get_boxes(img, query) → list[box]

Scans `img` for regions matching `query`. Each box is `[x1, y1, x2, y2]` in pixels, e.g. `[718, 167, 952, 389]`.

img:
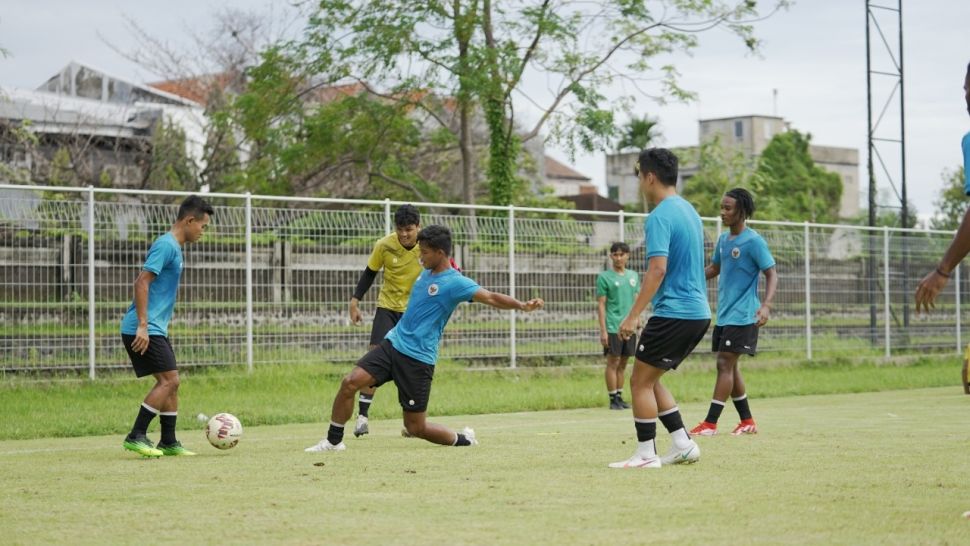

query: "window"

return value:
[608, 186, 619, 201]
[74, 67, 103, 100]
[763, 120, 773, 140]
[734, 120, 744, 140]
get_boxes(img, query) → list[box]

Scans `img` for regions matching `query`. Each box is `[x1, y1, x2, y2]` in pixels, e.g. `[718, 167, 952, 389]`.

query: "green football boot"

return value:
[157, 441, 197, 456]
[123, 435, 163, 458]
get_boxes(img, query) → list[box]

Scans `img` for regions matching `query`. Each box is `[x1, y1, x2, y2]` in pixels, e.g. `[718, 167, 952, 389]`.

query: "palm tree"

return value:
[615, 115, 662, 152]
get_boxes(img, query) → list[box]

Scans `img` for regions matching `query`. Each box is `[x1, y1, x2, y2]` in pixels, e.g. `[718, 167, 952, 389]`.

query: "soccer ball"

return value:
[205, 413, 243, 450]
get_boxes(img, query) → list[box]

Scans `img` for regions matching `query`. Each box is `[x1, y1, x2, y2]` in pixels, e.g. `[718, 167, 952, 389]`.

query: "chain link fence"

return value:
[0, 184, 964, 376]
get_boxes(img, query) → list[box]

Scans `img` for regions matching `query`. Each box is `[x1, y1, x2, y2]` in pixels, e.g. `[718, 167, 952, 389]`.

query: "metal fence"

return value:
[0, 183, 965, 377]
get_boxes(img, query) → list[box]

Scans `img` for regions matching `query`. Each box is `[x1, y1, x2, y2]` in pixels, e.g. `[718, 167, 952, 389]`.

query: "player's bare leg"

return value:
[355, 344, 379, 437]
[306, 366, 376, 452]
[730, 359, 757, 435]
[402, 411, 476, 446]
[615, 356, 630, 408]
[691, 352, 740, 436]
[605, 354, 622, 409]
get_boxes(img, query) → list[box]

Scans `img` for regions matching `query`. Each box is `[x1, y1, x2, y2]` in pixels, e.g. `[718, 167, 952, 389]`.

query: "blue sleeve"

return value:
[453, 276, 481, 304]
[143, 239, 174, 275]
[963, 132, 970, 196]
[754, 236, 776, 271]
[645, 212, 671, 259]
[712, 235, 722, 265]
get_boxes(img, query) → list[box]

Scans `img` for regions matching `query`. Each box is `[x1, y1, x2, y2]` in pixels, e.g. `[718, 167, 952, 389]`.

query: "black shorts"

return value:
[369, 307, 404, 347]
[122, 334, 177, 378]
[604, 332, 637, 357]
[356, 339, 434, 412]
[712, 324, 759, 355]
[635, 317, 711, 370]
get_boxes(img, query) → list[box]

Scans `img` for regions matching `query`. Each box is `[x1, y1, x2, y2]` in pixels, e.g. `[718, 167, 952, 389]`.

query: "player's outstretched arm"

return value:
[916, 207, 970, 312]
[472, 288, 544, 312]
[705, 263, 720, 280]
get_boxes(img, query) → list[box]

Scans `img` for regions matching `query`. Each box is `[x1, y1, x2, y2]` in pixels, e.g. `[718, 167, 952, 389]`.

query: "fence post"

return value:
[804, 221, 812, 360]
[618, 209, 625, 242]
[87, 186, 96, 380]
[245, 193, 254, 373]
[957, 263, 962, 354]
[384, 198, 392, 234]
[883, 226, 891, 358]
[509, 204, 517, 369]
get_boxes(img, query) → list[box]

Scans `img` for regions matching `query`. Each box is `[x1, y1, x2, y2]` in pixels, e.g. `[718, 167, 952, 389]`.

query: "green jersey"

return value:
[596, 268, 640, 333]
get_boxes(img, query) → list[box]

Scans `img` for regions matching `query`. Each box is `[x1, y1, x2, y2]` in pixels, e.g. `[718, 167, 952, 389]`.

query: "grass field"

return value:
[2, 386, 969, 545]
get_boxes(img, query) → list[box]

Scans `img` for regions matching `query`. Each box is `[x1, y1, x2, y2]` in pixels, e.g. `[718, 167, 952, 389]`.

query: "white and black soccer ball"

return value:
[205, 413, 243, 450]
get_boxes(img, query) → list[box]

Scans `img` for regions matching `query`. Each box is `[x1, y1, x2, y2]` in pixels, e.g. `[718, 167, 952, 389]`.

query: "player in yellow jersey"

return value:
[347, 205, 423, 436]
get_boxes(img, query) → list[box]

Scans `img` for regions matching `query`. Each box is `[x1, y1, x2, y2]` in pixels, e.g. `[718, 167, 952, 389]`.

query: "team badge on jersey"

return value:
[428, 283, 439, 296]
[629, 276, 637, 287]
[614, 281, 620, 286]
[731, 247, 741, 259]
[392, 257, 399, 264]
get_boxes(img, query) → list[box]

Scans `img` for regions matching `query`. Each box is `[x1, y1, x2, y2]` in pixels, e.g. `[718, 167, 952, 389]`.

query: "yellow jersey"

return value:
[366, 233, 422, 312]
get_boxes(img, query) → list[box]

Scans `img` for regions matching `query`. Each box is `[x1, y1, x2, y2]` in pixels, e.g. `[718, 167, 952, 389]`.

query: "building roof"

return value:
[545, 156, 590, 181]
[149, 72, 241, 104]
[559, 193, 623, 221]
[38, 61, 201, 108]
[699, 114, 785, 123]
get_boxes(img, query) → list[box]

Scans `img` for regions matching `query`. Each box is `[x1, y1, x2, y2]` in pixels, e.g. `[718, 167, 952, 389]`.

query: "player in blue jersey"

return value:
[305, 225, 544, 451]
[916, 61, 970, 310]
[120, 195, 213, 458]
[609, 148, 711, 469]
[690, 188, 777, 437]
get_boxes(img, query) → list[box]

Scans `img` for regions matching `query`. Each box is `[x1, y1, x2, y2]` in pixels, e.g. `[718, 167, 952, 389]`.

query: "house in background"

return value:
[605, 114, 860, 218]
[543, 155, 598, 197]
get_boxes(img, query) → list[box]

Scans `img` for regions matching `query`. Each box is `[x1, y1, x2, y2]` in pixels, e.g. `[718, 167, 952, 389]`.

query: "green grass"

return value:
[0, 354, 961, 441]
[1, 387, 969, 545]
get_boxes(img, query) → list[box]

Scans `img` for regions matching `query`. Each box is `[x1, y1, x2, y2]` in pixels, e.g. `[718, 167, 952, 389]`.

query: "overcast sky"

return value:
[1, 1, 967, 221]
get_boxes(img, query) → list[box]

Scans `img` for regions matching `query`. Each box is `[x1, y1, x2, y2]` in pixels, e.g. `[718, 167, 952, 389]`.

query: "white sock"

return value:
[670, 428, 692, 449]
[636, 439, 656, 458]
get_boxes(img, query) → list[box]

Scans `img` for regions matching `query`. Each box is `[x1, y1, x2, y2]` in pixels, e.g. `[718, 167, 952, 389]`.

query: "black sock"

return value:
[358, 394, 373, 418]
[130, 403, 158, 437]
[617, 389, 624, 400]
[327, 422, 345, 445]
[634, 419, 657, 442]
[705, 400, 725, 424]
[454, 433, 471, 446]
[733, 395, 752, 421]
[658, 407, 686, 434]
[159, 413, 177, 445]
[608, 390, 618, 402]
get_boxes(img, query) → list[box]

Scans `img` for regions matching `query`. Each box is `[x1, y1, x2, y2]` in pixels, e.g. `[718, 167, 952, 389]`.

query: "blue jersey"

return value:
[644, 195, 711, 320]
[385, 267, 481, 365]
[120, 233, 183, 337]
[963, 131, 970, 195]
[712, 228, 776, 326]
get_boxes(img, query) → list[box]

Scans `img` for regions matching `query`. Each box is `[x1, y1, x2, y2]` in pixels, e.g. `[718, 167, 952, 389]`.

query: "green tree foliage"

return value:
[225, 47, 449, 200]
[615, 115, 662, 152]
[681, 137, 754, 217]
[300, 0, 787, 205]
[752, 130, 842, 223]
[930, 167, 967, 231]
[144, 121, 197, 191]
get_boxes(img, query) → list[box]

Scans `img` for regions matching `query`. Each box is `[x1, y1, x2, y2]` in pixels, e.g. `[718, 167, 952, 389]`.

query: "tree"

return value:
[930, 167, 967, 231]
[303, 0, 788, 205]
[752, 130, 842, 223]
[681, 137, 754, 217]
[615, 115, 662, 153]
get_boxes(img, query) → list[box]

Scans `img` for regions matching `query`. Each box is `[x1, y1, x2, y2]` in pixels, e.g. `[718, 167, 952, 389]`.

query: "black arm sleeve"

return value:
[352, 267, 379, 300]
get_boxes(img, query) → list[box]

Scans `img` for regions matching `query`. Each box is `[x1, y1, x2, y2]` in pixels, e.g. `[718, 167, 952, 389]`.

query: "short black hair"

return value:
[177, 195, 214, 221]
[725, 187, 756, 219]
[635, 148, 678, 186]
[610, 241, 630, 254]
[395, 204, 420, 228]
[416, 224, 452, 256]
